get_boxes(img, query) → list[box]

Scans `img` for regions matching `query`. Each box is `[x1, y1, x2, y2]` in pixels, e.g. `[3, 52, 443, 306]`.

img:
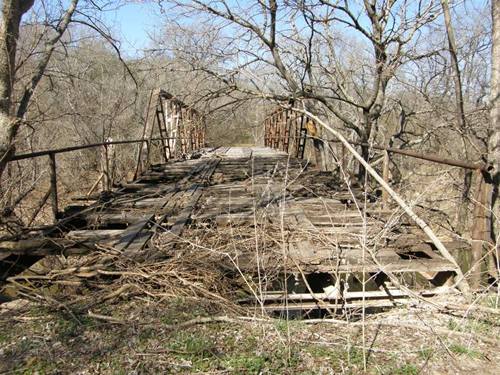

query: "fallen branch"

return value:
[293, 108, 471, 296]
[100, 283, 134, 302]
[87, 310, 124, 324]
[303, 319, 498, 345]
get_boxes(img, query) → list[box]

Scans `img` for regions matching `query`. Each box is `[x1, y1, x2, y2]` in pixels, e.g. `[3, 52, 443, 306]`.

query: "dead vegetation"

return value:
[1, 148, 498, 374]
[0, 249, 498, 374]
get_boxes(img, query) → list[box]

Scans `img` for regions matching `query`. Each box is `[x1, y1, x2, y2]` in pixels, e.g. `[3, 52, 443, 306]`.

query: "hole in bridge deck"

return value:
[268, 271, 383, 319]
[305, 272, 336, 293]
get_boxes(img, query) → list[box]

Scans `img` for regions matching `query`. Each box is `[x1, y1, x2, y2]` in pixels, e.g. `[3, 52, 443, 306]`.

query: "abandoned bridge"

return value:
[0, 90, 494, 312]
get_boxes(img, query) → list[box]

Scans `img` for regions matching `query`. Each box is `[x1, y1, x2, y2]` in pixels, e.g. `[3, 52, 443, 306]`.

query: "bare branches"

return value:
[155, 0, 450, 160]
[16, 0, 80, 120]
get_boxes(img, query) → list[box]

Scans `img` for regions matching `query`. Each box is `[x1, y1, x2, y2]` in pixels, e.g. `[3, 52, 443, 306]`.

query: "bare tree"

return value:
[440, 0, 471, 231]
[0, 0, 80, 180]
[440, 0, 466, 130]
[0, 0, 35, 175]
[157, 0, 441, 176]
[490, 0, 499, 246]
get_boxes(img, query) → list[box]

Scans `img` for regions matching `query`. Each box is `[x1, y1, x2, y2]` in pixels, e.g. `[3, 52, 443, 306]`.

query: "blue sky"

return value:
[103, 1, 161, 56]
[98, 0, 491, 57]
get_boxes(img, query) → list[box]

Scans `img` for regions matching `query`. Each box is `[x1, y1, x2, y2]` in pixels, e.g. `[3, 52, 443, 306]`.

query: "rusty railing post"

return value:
[145, 140, 150, 167]
[102, 143, 110, 191]
[107, 139, 115, 189]
[296, 114, 307, 159]
[264, 118, 268, 147]
[48, 153, 58, 223]
[274, 114, 279, 149]
[268, 118, 271, 147]
[268, 117, 273, 148]
[284, 109, 291, 153]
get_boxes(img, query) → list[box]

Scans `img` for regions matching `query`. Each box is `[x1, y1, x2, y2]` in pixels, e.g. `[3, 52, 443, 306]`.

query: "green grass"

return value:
[0, 331, 9, 344]
[223, 354, 266, 373]
[447, 315, 500, 337]
[15, 358, 58, 375]
[306, 344, 364, 371]
[307, 345, 337, 359]
[275, 319, 290, 334]
[56, 318, 80, 340]
[418, 347, 433, 360]
[481, 294, 499, 309]
[138, 327, 155, 342]
[1, 300, 496, 375]
[160, 297, 212, 325]
[347, 346, 365, 367]
[168, 332, 214, 356]
[164, 328, 302, 372]
[449, 343, 483, 359]
[106, 358, 127, 375]
[394, 364, 419, 375]
[377, 362, 419, 375]
[52, 311, 97, 342]
[447, 318, 459, 331]
[274, 318, 307, 336]
[166, 331, 217, 370]
[468, 320, 496, 335]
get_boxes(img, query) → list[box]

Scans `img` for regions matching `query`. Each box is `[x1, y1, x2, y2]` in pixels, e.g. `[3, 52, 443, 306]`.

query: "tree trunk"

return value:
[440, 0, 472, 233]
[358, 109, 373, 181]
[358, 141, 370, 181]
[0, 0, 78, 181]
[440, 0, 467, 130]
[489, 0, 500, 251]
[312, 138, 325, 170]
[0, 0, 35, 177]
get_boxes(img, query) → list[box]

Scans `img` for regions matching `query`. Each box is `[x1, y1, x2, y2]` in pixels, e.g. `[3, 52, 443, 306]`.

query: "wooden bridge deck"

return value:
[1, 147, 461, 310]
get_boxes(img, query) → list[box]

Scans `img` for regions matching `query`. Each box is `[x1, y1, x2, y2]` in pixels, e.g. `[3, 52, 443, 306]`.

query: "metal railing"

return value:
[4, 136, 201, 226]
[2, 89, 207, 228]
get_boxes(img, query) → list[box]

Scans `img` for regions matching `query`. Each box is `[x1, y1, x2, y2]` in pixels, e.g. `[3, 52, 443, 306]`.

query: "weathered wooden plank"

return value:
[309, 259, 457, 273]
[1, 145, 463, 310]
[258, 298, 415, 311]
[169, 190, 203, 236]
[67, 229, 124, 242]
[249, 287, 451, 303]
[113, 215, 155, 253]
[84, 212, 146, 226]
[0, 239, 96, 256]
[157, 158, 221, 247]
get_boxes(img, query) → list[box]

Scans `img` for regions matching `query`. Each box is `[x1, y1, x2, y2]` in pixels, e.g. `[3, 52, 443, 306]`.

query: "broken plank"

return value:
[113, 215, 155, 253]
[0, 238, 97, 256]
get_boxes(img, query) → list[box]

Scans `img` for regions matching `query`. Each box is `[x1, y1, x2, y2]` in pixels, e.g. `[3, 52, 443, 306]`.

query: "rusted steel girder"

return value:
[135, 89, 206, 178]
